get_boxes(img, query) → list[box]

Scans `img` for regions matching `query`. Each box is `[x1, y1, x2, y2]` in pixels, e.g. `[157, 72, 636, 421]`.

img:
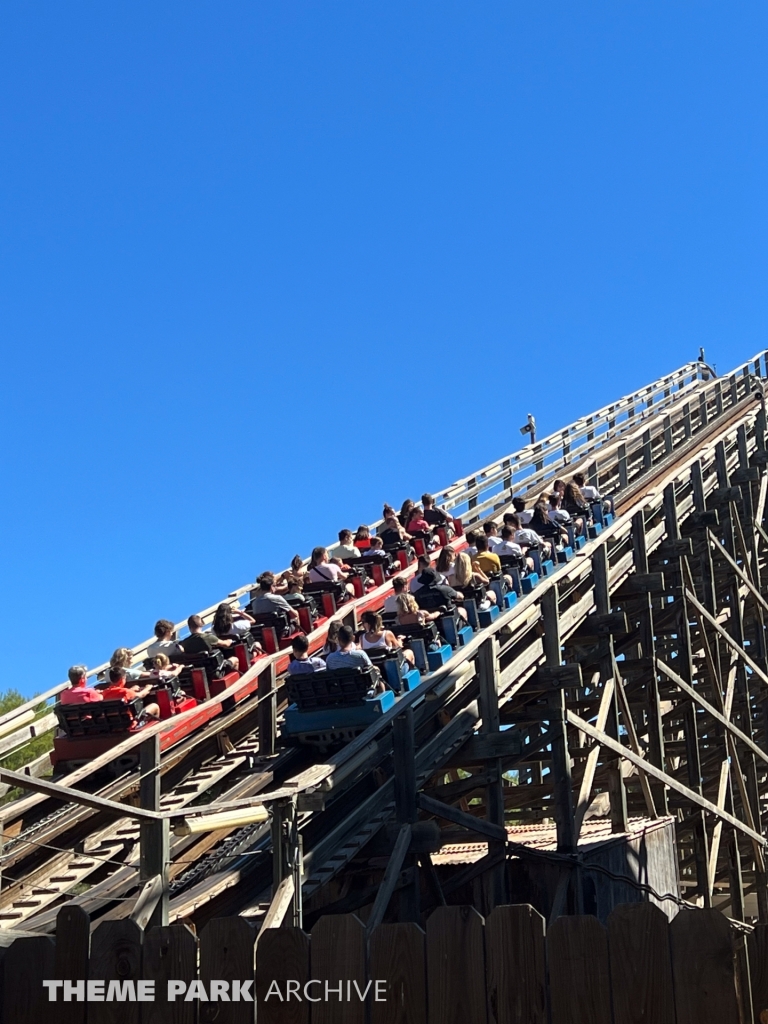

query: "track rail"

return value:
[3, 350, 768, 931]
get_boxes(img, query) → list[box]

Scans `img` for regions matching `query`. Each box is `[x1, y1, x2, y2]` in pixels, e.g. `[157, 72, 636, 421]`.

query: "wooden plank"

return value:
[426, 906, 487, 1024]
[370, 922, 427, 1024]
[574, 678, 614, 837]
[670, 909, 739, 1024]
[2, 935, 55, 1024]
[142, 924, 197, 1024]
[256, 928, 310, 1024]
[0, 767, 163, 821]
[566, 709, 766, 846]
[547, 916, 612, 1024]
[88, 919, 143, 1024]
[607, 903, 675, 1024]
[748, 924, 768, 1023]
[418, 794, 506, 842]
[485, 904, 546, 1024]
[367, 825, 412, 934]
[311, 914, 367, 1024]
[54, 904, 90, 1024]
[199, 916, 255, 1024]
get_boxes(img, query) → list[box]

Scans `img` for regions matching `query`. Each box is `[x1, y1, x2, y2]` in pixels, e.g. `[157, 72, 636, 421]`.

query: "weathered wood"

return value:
[2, 935, 55, 1024]
[370, 922, 427, 1024]
[749, 923, 768, 1022]
[88, 919, 143, 1024]
[607, 903, 675, 1024]
[199, 916, 255, 1024]
[485, 904, 546, 1024]
[54, 904, 90, 1024]
[142, 924, 197, 1024]
[258, 662, 277, 757]
[256, 927, 310, 1024]
[311, 913, 367, 1024]
[670, 909, 739, 1024]
[426, 906, 487, 1024]
[547, 915, 612, 1024]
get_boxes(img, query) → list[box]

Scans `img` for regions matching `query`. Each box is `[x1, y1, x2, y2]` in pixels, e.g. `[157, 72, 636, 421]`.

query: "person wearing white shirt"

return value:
[330, 529, 359, 563]
[511, 498, 534, 526]
[483, 521, 505, 553]
[573, 472, 614, 514]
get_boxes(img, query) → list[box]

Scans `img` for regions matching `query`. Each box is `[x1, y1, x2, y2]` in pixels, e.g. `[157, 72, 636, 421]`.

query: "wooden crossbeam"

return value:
[684, 588, 768, 688]
[0, 767, 163, 822]
[365, 824, 412, 935]
[573, 678, 614, 837]
[707, 529, 768, 615]
[417, 793, 507, 842]
[565, 710, 765, 847]
[655, 660, 768, 766]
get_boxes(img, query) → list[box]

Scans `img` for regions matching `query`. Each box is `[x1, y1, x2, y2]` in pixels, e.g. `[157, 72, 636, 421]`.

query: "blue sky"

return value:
[1, 2, 767, 695]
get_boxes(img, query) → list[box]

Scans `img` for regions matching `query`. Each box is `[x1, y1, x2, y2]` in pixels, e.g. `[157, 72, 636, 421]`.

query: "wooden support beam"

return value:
[565, 710, 765, 847]
[477, 636, 506, 908]
[573, 678, 614, 837]
[366, 824, 412, 935]
[0, 766, 163, 821]
[655, 660, 768, 766]
[685, 588, 768, 688]
[417, 793, 506, 842]
[260, 875, 295, 932]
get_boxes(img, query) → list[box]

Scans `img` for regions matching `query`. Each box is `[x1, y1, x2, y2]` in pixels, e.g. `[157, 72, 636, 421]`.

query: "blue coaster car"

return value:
[283, 666, 395, 751]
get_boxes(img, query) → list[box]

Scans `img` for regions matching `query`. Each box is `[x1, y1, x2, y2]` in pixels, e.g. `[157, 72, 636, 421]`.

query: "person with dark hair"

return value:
[287, 635, 327, 676]
[563, 481, 590, 533]
[495, 525, 524, 559]
[364, 535, 386, 558]
[325, 625, 372, 671]
[549, 492, 578, 536]
[322, 620, 342, 656]
[98, 666, 161, 720]
[147, 620, 183, 659]
[527, 503, 561, 553]
[181, 615, 240, 670]
[277, 555, 306, 592]
[552, 479, 567, 499]
[409, 555, 432, 592]
[573, 472, 614, 514]
[60, 665, 103, 704]
[249, 573, 300, 626]
[212, 602, 256, 639]
[472, 534, 502, 577]
[398, 499, 415, 527]
[378, 514, 412, 548]
[512, 497, 534, 525]
[354, 525, 370, 545]
[382, 575, 407, 616]
[414, 566, 468, 621]
[436, 546, 456, 583]
[421, 493, 454, 537]
[464, 530, 479, 557]
[360, 610, 416, 668]
[332, 529, 359, 562]
[483, 521, 504, 553]
[308, 547, 355, 597]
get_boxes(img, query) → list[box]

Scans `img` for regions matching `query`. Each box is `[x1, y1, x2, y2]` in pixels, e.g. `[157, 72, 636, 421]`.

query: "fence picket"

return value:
[547, 915, 612, 1024]
[607, 903, 675, 1024]
[670, 909, 739, 1024]
[485, 904, 546, 1024]
[310, 914, 367, 1024]
[749, 923, 768, 1022]
[369, 921, 427, 1024]
[256, 927, 310, 1024]
[426, 906, 486, 1024]
[199, 916, 255, 1024]
[54, 905, 90, 1024]
[88, 919, 143, 1024]
[2, 935, 54, 1024]
[142, 923, 197, 1024]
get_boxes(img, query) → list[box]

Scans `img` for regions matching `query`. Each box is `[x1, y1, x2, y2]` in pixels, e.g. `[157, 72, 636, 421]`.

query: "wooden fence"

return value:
[3, 901, 768, 1023]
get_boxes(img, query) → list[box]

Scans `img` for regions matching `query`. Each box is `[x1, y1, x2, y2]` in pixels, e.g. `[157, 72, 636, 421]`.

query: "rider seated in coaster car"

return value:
[97, 666, 161, 722]
[307, 547, 356, 600]
[59, 665, 103, 704]
[422, 493, 455, 539]
[325, 625, 386, 695]
[181, 614, 241, 672]
[248, 573, 301, 633]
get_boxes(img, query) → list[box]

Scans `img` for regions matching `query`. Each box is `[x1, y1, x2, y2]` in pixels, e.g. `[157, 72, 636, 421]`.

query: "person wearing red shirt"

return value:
[60, 665, 103, 705]
[99, 667, 160, 720]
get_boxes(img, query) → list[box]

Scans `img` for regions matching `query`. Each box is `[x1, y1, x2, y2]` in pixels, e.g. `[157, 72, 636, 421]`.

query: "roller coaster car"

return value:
[171, 648, 243, 700]
[245, 610, 302, 655]
[50, 694, 196, 773]
[282, 666, 395, 751]
[342, 553, 392, 589]
[302, 579, 349, 618]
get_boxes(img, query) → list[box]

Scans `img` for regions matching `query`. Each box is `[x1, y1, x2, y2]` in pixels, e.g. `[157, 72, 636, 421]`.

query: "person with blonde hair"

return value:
[396, 592, 439, 627]
[108, 647, 151, 684]
[452, 552, 496, 607]
[150, 653, 184, 685]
